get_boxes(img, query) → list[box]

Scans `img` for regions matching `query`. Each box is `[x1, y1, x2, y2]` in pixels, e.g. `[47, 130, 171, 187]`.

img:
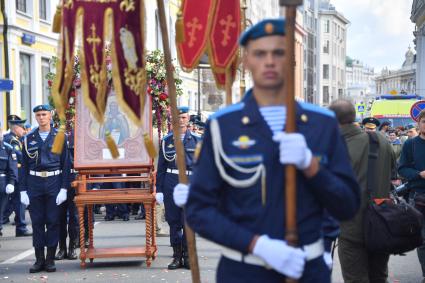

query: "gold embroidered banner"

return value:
[52, 0, 147, 126]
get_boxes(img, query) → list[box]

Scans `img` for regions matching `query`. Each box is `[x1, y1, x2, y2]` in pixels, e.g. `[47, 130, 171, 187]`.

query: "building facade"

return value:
[374, 47, 416, 96]
[346, 57, 375, 104]
[0, 0, 59, 125]
[411, 0, 425, 97]
[317, 0, 349, 106]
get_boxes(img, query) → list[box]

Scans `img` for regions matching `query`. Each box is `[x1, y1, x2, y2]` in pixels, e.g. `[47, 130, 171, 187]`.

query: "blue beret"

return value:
[7, 114, 26, 125]
[178, 106, 189, 114]
[239, 18, 286, 46]
[24, 122, 32, 129]
[406, 124, 416, 130]
[33, 104, 52, 113]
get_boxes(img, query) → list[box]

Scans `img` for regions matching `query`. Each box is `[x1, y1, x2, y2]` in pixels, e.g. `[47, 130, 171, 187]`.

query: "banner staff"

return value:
[279, 1, 304, 282]
[156, 1, 201, 282]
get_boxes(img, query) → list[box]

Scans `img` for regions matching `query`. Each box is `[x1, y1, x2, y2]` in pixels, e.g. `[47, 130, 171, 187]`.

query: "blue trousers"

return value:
[216, 256, 330, 283]
[163, 173, 187, 247]
[58, 189, 78, 244]
[0, 192, 8, 231]
[29, 193, 60, 248]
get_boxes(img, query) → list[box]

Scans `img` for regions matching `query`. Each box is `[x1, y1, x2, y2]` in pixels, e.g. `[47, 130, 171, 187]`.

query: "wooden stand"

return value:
[73, 167, 157, 268]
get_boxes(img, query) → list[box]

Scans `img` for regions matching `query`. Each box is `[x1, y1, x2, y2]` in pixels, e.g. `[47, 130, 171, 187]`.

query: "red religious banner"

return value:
[52, 0, 147, 127]
[209, 0, 241, 73]
[213, 59, 238, 89]
[177, 0, 216, 72]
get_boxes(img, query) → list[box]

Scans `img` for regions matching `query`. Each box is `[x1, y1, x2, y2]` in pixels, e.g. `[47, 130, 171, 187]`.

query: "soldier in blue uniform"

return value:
[55, 130, 78, 260]
[180, 19, 360, 282]
[155, 106, 201, 270]
[0, 123, 17, 236]
[20, 104, 70, 273]
[3, 115, 32, 237]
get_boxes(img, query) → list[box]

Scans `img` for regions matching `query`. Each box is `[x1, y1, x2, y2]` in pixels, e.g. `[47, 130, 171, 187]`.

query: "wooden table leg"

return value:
[88, 205, 94, 249]
[145, 203, 152, 267]
[77, 205, 86, 268]
[152, 203, 157, 260]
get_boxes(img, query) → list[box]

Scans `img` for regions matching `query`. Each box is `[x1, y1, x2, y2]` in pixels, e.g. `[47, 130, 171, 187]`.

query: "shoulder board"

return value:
[299, 102, 335, 118]
[210, 102, 245, 120]
[28, 127, 39, 136]
[190, 132, 202, 139]
[162, 133, 173, 141]
[3, 142, 13, 151]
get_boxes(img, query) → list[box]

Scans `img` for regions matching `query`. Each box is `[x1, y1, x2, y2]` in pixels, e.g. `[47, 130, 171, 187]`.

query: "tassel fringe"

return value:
[105, 131, 120, 159]
[143, 133, 157, 159]
[52, 5, 62, 33]
[52, 124, 66, 154]
[175, 11, 185, 43]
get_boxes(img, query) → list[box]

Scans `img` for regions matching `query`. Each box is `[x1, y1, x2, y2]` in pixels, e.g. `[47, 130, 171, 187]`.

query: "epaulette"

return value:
[210, 102, 245, 120]
[299, 102, 335, 118]
[162, 133, 173, 141]
[27, 127, 39, 136]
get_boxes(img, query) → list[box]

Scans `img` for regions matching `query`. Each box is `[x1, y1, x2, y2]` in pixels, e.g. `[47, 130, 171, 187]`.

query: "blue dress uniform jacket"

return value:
[186, 91, 360, 282]
[156, 129, 201, 247]
[0, 141, 17, 232]
[20, 127, 70, 248]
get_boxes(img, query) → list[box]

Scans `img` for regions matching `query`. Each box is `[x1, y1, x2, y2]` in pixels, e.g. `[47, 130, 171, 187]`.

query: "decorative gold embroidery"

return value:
[120, 0, 135, 12]
[187, 17, 203, 48]
[120, 27, 144, 96]
[64, 0, 73, 9]
[219, 15, 236, 47]
[86, 24, 105, 94]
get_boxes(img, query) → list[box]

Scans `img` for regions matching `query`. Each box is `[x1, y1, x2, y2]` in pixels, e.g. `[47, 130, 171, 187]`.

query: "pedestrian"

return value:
[379, 120, 391, 137]
[55, 130, 78, 260]
[362, 117, 381, 133]
[0, 123, 17, 237]
[20, 104, 70, 273]
[329, 99, 396, 283]
[388, 130, 402, 159]
[406, 124, 419, 139]
[155, 106, 201, 270]
[2, 115, 32, 237]
[178, 18, 360, 282]
[398, 109, 425, 283]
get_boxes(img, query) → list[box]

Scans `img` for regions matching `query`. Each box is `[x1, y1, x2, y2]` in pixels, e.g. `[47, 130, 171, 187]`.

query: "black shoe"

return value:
[85, 239, 90, 248]
[131, 210, 139, 215]
[45, 247, 57, 272]
[135, 214, 146, 220]
[167, 245, 183, 270]
[29, 248, 45, 273]
[16, 230, 32, 237]
[122, 215, 130, 221]
[67, 240, 78, 260]
[104, 215, 114, 221]
[55, 247, 67, 260]
[182, 249, 190, 269]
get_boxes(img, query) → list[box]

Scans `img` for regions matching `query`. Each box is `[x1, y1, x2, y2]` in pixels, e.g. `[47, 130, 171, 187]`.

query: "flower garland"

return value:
[47, 48, 183, 141]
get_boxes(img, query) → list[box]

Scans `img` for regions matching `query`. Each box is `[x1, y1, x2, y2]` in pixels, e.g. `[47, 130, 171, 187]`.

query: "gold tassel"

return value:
[105, 131, 120, 159]
[175, 10, 185, 43]
[52, 5, 62, 33]
[52, 124, 66, 154]
[143, 133, 157, 159]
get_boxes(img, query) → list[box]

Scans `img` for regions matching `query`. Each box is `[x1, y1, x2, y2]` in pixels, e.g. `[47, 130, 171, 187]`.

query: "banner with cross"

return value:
[52, 0, 147, 127]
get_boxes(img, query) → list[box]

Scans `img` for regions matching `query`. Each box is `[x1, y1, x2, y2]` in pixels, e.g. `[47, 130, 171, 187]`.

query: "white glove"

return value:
[323, 252, 333, 270]
[20, 191, 30, 206]
[253, 235, 306, 279]
[56, 189, 67, 206]
[155, 192, 164, 205]
[5, 184, 14, 194]
[272, 132, 313, 170]
[173, 183, 189, 208]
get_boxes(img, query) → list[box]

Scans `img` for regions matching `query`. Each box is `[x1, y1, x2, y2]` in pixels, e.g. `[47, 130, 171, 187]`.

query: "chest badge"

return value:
[29, 141, 37, 146]
[232, 135, 256, 149]
[167, 143, 174, 148]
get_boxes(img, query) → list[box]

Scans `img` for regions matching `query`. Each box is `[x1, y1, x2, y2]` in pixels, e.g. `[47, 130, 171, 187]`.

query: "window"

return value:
[323, 64, 329, 79]
[20, 53, 32, 122]
[332, 66, 336, 79]
[16, 0, 26, 13]
[39, 0, 47, 20]
[324, 20, 330, 33]
[41, 58, 51, 104]
[323, 40, 329, 54]
[323, 86, 329, 104]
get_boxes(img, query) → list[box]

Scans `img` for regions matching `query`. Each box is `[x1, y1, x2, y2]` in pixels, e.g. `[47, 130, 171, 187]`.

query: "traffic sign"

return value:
[0, 79, 13, 91]
[356, 103, 365, 114]
[410, 100, 425, 122]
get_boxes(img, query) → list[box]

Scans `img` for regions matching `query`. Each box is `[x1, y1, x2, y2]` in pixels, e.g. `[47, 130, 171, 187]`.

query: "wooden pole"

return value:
[156, 1, 201, 282]
[279, 0, 303, 282]
[240, 0, 247, 98]
[225, 67, 233, 105]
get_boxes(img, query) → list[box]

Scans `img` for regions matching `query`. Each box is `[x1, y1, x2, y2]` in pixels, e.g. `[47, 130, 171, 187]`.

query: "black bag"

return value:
[414, 194, 425, 216]
[363, 132, 423, 254]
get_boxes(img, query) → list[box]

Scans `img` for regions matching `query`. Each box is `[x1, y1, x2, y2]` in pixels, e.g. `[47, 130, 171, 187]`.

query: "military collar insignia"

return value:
[232, 135, 256, 149]
[29, 141, 38, 146]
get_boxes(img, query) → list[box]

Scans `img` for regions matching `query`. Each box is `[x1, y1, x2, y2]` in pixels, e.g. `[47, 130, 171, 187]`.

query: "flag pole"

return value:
[156, 1, 201, 282]
[279, 1, 303, 282]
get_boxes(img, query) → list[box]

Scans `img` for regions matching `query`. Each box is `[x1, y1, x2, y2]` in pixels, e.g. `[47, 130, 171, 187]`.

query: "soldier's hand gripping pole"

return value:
[279, 0, 303, 282]
[156, 1, 201, 283]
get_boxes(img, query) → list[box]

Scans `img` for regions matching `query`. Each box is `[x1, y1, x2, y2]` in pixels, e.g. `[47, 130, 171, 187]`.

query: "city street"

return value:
[0, 211, 423, 283]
